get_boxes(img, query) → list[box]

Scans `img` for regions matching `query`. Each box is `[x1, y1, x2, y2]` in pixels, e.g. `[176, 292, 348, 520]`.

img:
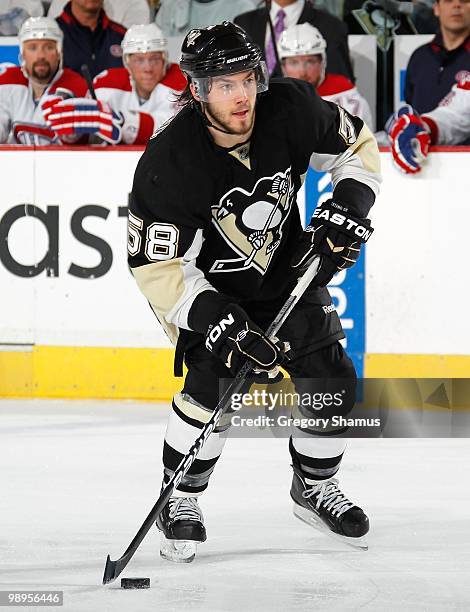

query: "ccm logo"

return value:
[205, 313, 235, 350]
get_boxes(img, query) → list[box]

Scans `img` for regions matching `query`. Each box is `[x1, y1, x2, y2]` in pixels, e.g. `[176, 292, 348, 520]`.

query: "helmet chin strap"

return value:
[194, 101, 235, 135]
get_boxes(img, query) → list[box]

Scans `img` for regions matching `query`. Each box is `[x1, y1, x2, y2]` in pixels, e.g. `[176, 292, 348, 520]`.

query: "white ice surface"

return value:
[1, 399, 470, 612]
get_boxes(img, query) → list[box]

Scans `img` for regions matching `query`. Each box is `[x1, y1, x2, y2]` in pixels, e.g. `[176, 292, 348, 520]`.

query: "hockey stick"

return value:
[80, 64, 97, 100]
[102, 255, 320, 584]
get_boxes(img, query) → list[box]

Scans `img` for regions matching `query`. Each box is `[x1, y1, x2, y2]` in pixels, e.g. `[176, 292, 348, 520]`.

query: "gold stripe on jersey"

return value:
[346, 123, 381, 175]
[131, 258, 184, 343]
[149, 306, 179, 346]
[310, 123, 381, 197]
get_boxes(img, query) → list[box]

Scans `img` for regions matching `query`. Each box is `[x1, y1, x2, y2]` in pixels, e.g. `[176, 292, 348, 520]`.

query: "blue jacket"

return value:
[405, 33, 470, 114]
[57, 2, 126, 80]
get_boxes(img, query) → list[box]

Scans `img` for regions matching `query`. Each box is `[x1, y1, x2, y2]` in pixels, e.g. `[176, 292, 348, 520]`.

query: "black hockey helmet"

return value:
[180, 21, 265, 79]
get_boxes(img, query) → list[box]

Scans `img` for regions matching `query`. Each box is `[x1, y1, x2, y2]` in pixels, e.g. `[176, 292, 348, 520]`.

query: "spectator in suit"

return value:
[234, 0, 354, 81]
[155, 0, 258, 36]
[48, 0, 151, 28]
[404, 0, 470, 113]
[56, 0, 126, 79]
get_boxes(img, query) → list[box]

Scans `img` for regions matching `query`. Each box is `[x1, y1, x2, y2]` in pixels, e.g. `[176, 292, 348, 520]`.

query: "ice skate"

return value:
[156, 496, 206, 563]
[291, 466, 369, 550]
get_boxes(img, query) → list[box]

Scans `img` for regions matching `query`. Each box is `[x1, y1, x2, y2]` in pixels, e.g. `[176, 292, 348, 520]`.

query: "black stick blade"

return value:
[103, 554, 117, 584]
[103, 551, 135, 584]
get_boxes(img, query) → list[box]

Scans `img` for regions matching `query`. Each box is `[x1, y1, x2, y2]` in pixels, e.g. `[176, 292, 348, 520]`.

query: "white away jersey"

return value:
[0, 65, 88, 144]
[93, 64, 186, 145]
[423, 74, 470, 145]
[318, 73, 373, 130]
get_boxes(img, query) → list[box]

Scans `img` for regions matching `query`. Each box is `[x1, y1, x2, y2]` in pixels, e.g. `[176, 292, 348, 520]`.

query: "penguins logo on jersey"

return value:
[210, 167, 294, 274]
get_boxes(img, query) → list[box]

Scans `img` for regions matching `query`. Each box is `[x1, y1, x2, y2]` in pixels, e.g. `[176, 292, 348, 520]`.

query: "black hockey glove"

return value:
[205, 304, 288, 379]
[291, 199, 374, 287]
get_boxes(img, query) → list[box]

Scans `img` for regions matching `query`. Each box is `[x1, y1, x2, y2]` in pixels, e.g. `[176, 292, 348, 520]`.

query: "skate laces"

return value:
[302, 478, 354, 517]
[168, 497, 203, 523]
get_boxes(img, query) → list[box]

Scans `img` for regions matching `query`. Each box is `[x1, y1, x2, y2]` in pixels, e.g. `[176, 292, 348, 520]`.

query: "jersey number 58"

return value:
[128, 212, 179, 261]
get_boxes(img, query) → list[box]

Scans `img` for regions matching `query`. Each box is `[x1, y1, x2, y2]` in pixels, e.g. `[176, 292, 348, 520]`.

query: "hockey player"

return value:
[278, 23, 373, 129]
[386, 73, 470, 174]
[93, 24, 186, 144]
[42, 23, 186, 145]
[0, 16, 88, 144]
[129, 22, 381, 562]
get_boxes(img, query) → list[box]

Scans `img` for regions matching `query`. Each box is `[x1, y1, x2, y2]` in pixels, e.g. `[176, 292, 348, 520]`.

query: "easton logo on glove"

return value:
[311, 207, 373, 242]
[292, 199, 374, 287]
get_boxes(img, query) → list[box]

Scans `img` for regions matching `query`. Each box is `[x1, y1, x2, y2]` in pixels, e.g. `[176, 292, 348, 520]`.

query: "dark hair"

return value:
[176, 82, 195, 109]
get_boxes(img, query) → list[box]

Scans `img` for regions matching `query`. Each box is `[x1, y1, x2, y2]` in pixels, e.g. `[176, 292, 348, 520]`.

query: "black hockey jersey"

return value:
[128, 78, 381, 343]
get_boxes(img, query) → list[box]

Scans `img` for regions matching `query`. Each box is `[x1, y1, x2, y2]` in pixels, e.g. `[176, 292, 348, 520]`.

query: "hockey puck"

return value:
[120, 577, 150, 589]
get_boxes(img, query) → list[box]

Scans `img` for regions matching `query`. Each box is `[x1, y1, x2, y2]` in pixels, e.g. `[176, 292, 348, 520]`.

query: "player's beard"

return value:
[204, 102, 255, 136]
[31, 61, 54, 83]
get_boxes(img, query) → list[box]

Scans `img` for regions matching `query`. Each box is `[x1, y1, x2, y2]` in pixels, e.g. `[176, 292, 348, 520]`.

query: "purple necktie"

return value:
[265, 8, 286, 76]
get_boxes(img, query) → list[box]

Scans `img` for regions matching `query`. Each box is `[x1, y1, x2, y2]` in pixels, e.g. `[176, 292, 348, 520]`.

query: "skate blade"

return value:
[293, 503, 368, 551]
[159, 534, 198, 563]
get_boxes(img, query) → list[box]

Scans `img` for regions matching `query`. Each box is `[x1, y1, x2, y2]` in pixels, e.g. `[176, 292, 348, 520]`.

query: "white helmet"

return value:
[18, 17, 63, 77]
[122, 23, 167, 57]
[278, 23, 327, 61]
[19, 16, 63, 52]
